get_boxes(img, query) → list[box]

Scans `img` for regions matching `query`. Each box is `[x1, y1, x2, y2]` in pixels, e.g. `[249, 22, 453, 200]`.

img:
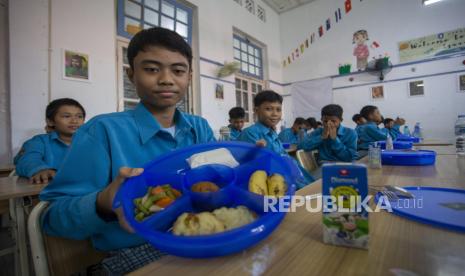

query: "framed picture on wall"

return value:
[408, 80, 425, 97]
[215, 83, 224, 100]
[458, 74, 465, 93]
[63, 49, 90, 82]
[370, 85, 384, 101]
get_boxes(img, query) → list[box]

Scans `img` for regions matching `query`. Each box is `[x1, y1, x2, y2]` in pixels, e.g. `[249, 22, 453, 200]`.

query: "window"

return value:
[233, 35, 263, 79]
[117, 0, 192, 44]
[235, 76, 263, 122]
[245, 0, 254, 14]
[257, 5, 265, 22]
[116, 0, 193, 112]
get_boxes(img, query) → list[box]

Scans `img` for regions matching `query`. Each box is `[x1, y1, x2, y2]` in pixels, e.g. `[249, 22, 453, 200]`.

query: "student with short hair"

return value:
[239, 90, 313, 188]
[40, 27, 215, 274]
[357, 105, 404, 150]
[14, 98, 86, 184]
[278, 117, 307, 144]
[298, 104, 358, 162]
[228, 107, 245, 141]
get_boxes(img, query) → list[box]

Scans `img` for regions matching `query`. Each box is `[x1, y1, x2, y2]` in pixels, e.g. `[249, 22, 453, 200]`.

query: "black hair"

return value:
[294, 117, 307, 125]
[352, 114, 363, 123]
[321, 104, 343, 120]
[306, 117, 318, 128]
[317, 121, 323, 126]
[360, 105, 378, 120]
[253, 90, 283, 107]
[127, 27, 193, 70]
[229, 107, 245, 119]
[383, 118, 394, 125]
[46, 98, 86, 121]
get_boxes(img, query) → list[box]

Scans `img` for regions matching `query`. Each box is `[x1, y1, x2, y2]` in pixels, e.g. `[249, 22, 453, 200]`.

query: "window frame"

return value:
[233, 35, 263, 80]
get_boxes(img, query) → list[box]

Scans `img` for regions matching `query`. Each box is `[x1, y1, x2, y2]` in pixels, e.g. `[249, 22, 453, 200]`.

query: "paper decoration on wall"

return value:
[335, 8, 342, 22]
[63, 50, 90, 82]
[398, 27, 465, 63]
[353, 30, 370, 71]
[345, 0, 352, 13]
[282, 0, 364, 68]
[371, 41, 380, 49]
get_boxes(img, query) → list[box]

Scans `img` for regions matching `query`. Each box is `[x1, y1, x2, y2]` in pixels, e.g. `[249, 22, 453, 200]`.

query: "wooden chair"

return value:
[28, 201, 106, 276]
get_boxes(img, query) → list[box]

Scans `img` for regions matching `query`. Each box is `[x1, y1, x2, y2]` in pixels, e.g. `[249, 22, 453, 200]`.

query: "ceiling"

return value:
[262, 0, 318, 14]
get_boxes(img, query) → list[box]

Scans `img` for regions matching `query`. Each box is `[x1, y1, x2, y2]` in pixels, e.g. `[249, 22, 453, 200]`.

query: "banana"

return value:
[248, 170, 269, 196]
[267, 173, 287, 197]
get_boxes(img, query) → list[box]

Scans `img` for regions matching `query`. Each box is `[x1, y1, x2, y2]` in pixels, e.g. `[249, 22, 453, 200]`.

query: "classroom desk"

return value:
[413, 139, 453, 147]
[0, 176, 46, 276]
[414, 145, 457, 155]
[0, 164, 15, 177]
[131, 153, 465, 276]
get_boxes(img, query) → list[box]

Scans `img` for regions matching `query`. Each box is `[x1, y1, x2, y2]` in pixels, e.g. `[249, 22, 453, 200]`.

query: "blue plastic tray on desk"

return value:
[381, 150, 436, 166]
[113, 142, 299, 258]
[396, 135, 421, 143]
[376, 141, 413, 150]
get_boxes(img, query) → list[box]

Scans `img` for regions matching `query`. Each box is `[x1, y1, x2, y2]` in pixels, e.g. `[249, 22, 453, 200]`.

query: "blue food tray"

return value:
[376, 141, 413, 150]
[381, 150, 436, 166]
[396, 135, 421, 143]
[375, 187, 465, 232]
[113, 142, 299, 258]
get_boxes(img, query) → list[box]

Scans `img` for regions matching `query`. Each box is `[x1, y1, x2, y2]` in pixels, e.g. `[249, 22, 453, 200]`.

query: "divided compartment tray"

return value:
[381, 150, 436, 166]
[377, 140, 413, 150]
[113, 142, 298, 258]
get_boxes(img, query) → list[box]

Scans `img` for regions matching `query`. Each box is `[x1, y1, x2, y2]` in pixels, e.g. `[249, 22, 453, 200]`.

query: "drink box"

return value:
[322, 163, 369, 249]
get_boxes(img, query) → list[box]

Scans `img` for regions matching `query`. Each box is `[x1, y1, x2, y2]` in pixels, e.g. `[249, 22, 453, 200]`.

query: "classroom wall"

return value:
[280, 0, 465, 141]
[188, 0, 284, 134]
[0, 0, 10, 164]
[8, 0, 283, 153]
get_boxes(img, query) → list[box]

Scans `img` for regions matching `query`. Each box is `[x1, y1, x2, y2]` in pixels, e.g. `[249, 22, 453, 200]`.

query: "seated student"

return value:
[228, 107, 245, 141]
[14, 98, 85, 184]
[352, 114, 366, 136]
[382, 117, 402, 138]
[298, 104, 357, 162]
[357, 105, 405, 150]
[306, 117, 318, 132]
[278, 117, 307, 144]
[39, 27, 215, 275]
[239, 90, 313, 188]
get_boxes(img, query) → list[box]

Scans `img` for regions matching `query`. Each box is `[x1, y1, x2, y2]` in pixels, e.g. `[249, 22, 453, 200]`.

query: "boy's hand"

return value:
[97, 167, 144, 233]
[30, 169, 56, 184]
[322, 123, 330, 139]
[328, 122, 338, 140]
[256, 139, 267, 147]
[395, 117, 405, 126]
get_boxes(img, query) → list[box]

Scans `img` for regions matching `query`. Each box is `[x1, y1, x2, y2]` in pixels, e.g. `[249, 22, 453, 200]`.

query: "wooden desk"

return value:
[0, 164, 15, 177]
[132, 154, 465, 276]
[0, 177, 46, 276]
[413, 139, 453, 147]
[415, 145, 457, 155]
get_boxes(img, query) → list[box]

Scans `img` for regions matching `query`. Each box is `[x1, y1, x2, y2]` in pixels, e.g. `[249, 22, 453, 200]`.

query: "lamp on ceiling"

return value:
[422, 0, 445, 6]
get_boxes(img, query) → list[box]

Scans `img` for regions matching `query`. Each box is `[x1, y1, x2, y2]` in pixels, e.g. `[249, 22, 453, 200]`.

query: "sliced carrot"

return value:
[151, 186, 164, 195]
[155, 197, 174, 208]
[171, 188, 182, 198]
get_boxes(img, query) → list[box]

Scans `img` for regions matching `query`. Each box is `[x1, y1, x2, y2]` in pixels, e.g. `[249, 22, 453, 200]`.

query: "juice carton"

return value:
[322, 163, 369, 249]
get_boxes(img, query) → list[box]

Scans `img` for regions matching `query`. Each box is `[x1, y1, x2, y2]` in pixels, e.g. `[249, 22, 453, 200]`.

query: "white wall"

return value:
[280, 0, 465, 141]
[9, 0, 117, 153]
[0, 0, 11, 164]
[188, 0, 284, 134]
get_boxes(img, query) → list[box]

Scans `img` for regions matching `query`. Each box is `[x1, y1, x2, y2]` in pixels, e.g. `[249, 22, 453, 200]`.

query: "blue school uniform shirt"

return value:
[381, 125, 401, 140]
[298, 125, 358, 162]
[278, 128, 299, 144]
[238, 122, 314, 188]
[39, 103, 215, 251]
[14, 132, 70, 178]
[228, 125, 242, 141]
[358, 122, 401, 150]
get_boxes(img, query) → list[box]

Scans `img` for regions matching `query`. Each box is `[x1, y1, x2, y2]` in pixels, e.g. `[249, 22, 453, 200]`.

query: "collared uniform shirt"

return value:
[40, 103, 215, 251]
[298, 125, 358, 162]
[14, 131, 70, 178]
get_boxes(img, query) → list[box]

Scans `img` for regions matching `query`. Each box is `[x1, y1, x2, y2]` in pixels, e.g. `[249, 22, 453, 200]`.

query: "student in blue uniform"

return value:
[298, 104, 358, 162]
[14, 98, 85, 184]
[40, 27, 215, 275]
[239, 90, 313, 188]
[228, 107, 245, 140]
[352, 113, 366, 144]
[382, 117, 402, 138]
[278, 117, 307, 144]
[357, 105, 404, 150]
